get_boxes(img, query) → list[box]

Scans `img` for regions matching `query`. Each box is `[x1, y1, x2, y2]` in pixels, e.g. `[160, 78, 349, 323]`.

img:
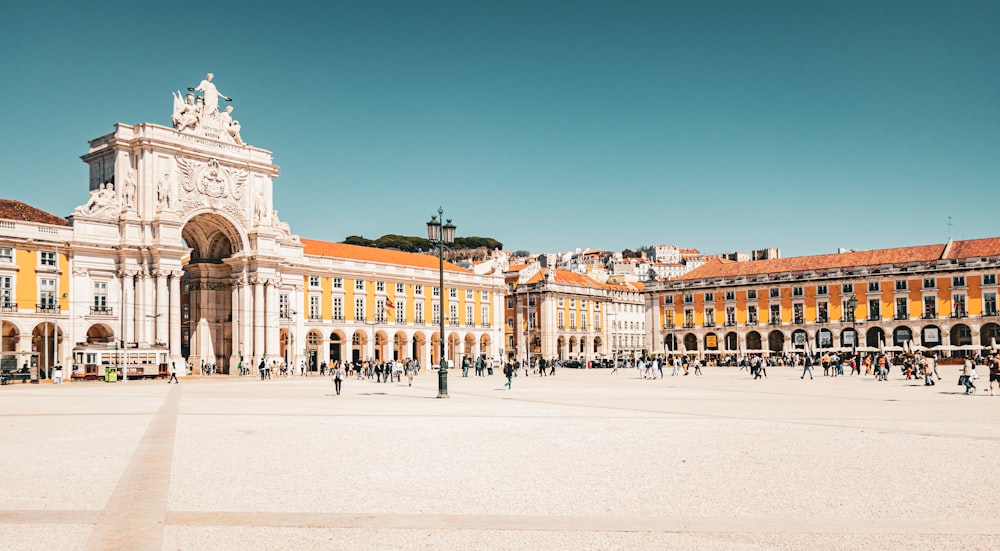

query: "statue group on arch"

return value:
[172, 73, 244, 145]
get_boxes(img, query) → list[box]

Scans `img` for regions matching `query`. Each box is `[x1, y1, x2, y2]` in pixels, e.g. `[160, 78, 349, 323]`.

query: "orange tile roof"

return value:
[550, 268, 608, 290]
[301, 238, 469, 273]
[678, 238, 1000, 281]
[0, 199, 69, 226]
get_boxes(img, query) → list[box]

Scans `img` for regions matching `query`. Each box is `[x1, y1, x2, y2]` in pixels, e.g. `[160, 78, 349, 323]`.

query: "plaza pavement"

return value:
[1, 363, 998, 551]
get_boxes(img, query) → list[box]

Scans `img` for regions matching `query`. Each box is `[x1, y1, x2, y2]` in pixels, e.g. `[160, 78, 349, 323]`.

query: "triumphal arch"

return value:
[68, 73, 304, 372]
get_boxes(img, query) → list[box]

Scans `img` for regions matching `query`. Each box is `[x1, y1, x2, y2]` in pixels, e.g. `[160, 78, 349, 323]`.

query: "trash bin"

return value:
[53, 367, 63, 384]
[106, 366, 118, 382]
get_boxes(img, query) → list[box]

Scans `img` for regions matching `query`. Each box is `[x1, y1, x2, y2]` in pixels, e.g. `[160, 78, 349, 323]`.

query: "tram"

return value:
[71, 344, 170, 381]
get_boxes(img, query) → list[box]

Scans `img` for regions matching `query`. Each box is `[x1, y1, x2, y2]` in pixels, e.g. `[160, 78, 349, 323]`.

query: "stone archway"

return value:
[1, 320, 19, 370]
[181, 212, 245, 374]
[86, 324, 115, 344]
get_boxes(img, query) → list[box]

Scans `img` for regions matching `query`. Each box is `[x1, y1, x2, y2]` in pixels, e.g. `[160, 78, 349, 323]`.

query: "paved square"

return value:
[1, 364, 997, 550]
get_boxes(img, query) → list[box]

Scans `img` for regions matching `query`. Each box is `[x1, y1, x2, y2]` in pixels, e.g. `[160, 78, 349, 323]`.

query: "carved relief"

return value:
[72, 183, 120, 219]
[175, 156, 249, 226]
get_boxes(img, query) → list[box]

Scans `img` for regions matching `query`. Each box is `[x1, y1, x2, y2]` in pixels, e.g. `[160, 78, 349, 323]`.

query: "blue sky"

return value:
[2, 0, 998, 258]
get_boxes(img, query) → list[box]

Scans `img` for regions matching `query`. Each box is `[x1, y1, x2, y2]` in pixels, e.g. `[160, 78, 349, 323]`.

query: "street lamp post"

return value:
[427, 208, 456, 399]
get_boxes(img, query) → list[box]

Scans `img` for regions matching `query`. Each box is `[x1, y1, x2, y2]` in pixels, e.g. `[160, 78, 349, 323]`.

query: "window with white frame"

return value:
[332, 297, 343, 320]
[842, 283, 853, 293]
[952, 294, 966, 317]
[528, 296, 536, 307]
[354, 279, 365, 291]
[432, 286, 440, 297]
[725, 306, 736, 325]
[868, 298, 881, 320]
[396, 300, 405, 323]
[308, 275, 320, 288]
[816, 285, 828, 295]
[528, 312, 536, 330]
[376, 298, 387, 322]
[984, 292, 997, 316]
[769, 304, 780, 324]
[0, 275, 12, 307]
[704, 292, 714, 302]
[769, 288, 779, 298]
[747, 290, 757, 299]
[466, 289, 473, 300]
[415, 285, 423, 295]
[432, 303, 440, 324]
[279, 294, 290, 318]
[376, 281, 385, 292]
[0, 247, 12, 262]
[309, 295, 321, 319]
[895, 280, 907, 291]
[984, 274, 997, 286]
[557, 311, 564, 329]
[922, 296, 936, 318]
[481, 291, 488, 301]
[704, 307, 715, 326]
[93, 281, 108, 313]
[354, 297, 365, 320]
[557, 297, 564, 307]
[569, 312, 576, 329]
[868, 281, 880, 292]
[396, 283, 405, 294]
[792, 287, 803, 297]
[332, 277, 343, 289]
[895, 297, 908, 320]
[507, 316, 514, 329]
[922, 278, 935, 289]
[817, 301, 828, 323]
[40, 251, 56, 267]
[449, 288, 457, 299]
[466, 305, 473, 325]
[724, 291, 735, 301]
[449, 304, 458, 324]
[415, 302, 424, 323]
[747, 305, 758, 325]
[39, 278, 56, 309]
[952, 276, 965, 288]
[581, 313, 587, 330]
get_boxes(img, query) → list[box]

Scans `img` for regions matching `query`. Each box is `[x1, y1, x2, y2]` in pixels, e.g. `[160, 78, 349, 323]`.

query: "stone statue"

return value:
[122, 170, 136, 209]
[157, 171, 173, 210]
[254, 188, 269, 224]
[171, 92, 199, 131]
[221, 106, 244, 145]
[192, 73, 230, 117]
[73, 183, 119, 218]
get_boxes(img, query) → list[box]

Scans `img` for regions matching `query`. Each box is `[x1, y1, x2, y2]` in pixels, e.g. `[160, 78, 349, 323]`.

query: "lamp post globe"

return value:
[426, 207, 455, 399]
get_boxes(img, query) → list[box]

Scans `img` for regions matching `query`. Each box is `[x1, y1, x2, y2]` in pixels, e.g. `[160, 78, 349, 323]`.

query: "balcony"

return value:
[922, 313, 936, 319]
[36, 303, 58, 314]
[1, 303, 16, 313]
[867, 315, 880, 322]
[90, 306, 114, 315]
[769, 320, 782, 326]
[683, 323, 695, 329]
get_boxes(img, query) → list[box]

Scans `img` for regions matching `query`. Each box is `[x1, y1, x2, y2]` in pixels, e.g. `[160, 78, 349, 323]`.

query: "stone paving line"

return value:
[1, 366, 999, 550]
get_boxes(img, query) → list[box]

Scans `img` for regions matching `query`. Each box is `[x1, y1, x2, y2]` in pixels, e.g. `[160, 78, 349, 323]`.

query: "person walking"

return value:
[503, 361, 513, 389]
[332, 364, 343, 395]
[801, 354, 814, 380]
[960, 357, 977, 394]
[167, 361, 179, 384]
[988, 354, 1000, 396]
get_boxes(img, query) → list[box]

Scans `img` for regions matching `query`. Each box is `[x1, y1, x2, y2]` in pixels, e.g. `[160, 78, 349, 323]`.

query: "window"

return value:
[922, 278, 935, 289]
[683, 293, 693, 304]
[664, 295, 674, 304]
[769, 304, 780, 324]
[415, 285, 423, 295]
[332, 297, 343, 320]
[432, 303, 440, 324]
[465, 289, 473, 301]
[569, 312, 576, 330]
[40, 251, 56, 267]
[793, 304, 804, 324]
[952, 276, 966, 288]
[952, 294, 966, 317]
[985, 274, 997, 286]
[747, 305, 758, 325]
[570, 299, 576, 308]
[38, 278, 56, 310]
[528, 296, 536, 307]
[704, 292, 714, 302]
[506, 298, 514, 309]
[415, 302, 424, 324]
[895, 297, 908, 320]
[985, 293, 997, 316]
[558, 298, 564, 307]
[922, 296, 936, 319]
[0, 247, 12, 262]
[684, 309, 695, 327]
[868, 299, 881, 320]
[279, 294, 290, 318]
[354, 298, 365, 320]
[309, 295, 321, 319]
[817, 301, 828, 323]
[481, 291, 488, 301]
[308, 275, 320, 288]
[842, 283, 853, 293]
[466, 305, 474, 326]
[376, 298, 387, 322]
[703, 308, 715, 327]
[557, 311, 564, 329]
[449, 288, 457, 299]
[895, 280, 907, 291]
[1, 275, 13, 307]
[725, 306, 736, 325]
[307, 332, 319, 346]
[868, 282, 880, 292]
[769, 288, 779, 298]
[842, 299, 856, 322]
[816, 285, 828, 296]
[481, 306, 490, 326]
[332, 277, 343, 289]
[354, 279, 365, 291]
[93, 281, 109, 313]
[792, 287, 803, 297]
[580, 313, 587, 330]
[724, 291, 735, 301]
[747, 289, 757, 299]
[396, 283, 405, 294]
[432, 287, 440, 298]
[395, 300, 405, 323]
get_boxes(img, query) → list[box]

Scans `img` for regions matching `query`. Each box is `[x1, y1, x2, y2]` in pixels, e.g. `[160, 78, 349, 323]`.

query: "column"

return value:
[229, 278, 242, 372]
[169, 272, 182, 360]
[253, 279, 264, 360]
[266, 279, 278, 358]
[122, 272, 135, 346]
[156, 272, 169, 345]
